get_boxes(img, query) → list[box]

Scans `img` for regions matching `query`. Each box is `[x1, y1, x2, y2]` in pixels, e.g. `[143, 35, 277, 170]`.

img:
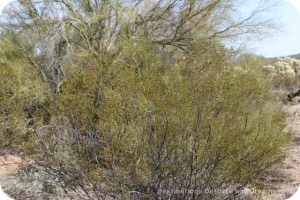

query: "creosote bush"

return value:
[26, 43, 289, 200]
[0, 37, 47, 149]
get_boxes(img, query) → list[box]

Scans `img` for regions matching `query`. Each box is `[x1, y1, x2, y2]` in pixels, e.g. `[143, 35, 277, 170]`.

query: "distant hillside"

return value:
[265, 53, 300, 62]
[289, 53, 300, 60]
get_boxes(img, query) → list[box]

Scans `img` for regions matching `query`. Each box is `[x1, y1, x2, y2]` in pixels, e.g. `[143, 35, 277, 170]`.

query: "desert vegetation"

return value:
[0, 0, 293, 199]
[263, 57, 300, 90]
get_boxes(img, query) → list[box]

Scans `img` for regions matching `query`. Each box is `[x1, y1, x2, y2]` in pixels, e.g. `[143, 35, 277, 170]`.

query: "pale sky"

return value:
[0, 0, 300, 58]
[0, 0, 13, 14]
[249, 0, 300, 57]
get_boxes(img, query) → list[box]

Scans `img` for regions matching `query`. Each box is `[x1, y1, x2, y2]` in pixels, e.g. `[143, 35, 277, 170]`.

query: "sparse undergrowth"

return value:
[2, 163, 72, 200]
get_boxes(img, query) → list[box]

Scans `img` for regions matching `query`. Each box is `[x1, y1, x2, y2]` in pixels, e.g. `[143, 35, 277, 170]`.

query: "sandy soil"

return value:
[0, 154, 27, 184]
[262, 103, 300, 200]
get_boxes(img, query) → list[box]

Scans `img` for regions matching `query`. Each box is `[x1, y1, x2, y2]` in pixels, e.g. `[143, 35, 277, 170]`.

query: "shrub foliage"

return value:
[0, 1, 290, 199]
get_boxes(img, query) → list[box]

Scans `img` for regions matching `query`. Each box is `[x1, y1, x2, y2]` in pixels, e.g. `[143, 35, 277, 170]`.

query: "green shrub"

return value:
[28, 42, 290, 200]
[0, 39, 48, 150]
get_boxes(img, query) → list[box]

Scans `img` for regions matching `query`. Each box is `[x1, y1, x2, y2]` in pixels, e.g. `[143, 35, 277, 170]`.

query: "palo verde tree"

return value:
[0, 0, 289, 199]
[0, 0, 278, 93]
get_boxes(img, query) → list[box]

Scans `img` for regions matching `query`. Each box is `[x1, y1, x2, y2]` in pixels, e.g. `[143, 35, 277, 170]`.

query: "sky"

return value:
[249, 0, 300, 57]
[0, 0, 300, 58]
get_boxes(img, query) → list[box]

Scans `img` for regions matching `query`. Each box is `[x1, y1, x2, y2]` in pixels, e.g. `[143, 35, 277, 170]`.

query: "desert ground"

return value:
[262, 101, 300, 200]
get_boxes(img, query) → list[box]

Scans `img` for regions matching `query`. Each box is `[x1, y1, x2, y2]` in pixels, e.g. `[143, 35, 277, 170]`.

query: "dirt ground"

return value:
[0, 104, 300, 200]
[0, 153, 29, 199]
[261, 103, 300, 200]
[0, 154, 29, 184]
